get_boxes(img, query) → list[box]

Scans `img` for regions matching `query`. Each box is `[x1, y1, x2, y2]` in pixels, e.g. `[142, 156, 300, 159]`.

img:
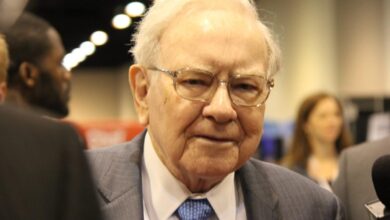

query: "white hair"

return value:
[131, 0, 281, 78]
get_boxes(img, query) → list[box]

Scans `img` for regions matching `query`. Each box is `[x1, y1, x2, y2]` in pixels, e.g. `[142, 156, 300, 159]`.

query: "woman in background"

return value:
[281, 92, 353, 191]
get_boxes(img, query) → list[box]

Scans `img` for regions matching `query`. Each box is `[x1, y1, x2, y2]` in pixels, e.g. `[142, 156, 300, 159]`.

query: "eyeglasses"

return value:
[147, 67, 274, 107]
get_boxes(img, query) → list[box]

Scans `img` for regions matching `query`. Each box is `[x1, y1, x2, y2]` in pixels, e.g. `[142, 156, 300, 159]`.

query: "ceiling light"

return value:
[125, 2, 146, 17]
[90, 31, 108, 46]
[71, 48, 87, 63]
[112, 14, 131, 29]
[80, 41, 96, 56]
[63, 53, 79, 71]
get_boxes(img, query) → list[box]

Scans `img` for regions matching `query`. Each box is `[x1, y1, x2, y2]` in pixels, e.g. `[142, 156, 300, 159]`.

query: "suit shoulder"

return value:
[247, 159, 340, 207]
[251, 160, 319, 187]
[86, 134, 144, 181]
[341, 137, 390, 158]
[86, 143, 132, 175]
[87, 136, 143, 161]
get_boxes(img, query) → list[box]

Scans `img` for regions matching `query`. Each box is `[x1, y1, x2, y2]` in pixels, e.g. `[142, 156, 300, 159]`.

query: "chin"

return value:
[181, 156, 238, 179]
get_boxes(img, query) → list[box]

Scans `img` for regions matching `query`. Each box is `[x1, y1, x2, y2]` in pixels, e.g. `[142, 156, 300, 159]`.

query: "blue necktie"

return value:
[176, 198, 215, 220]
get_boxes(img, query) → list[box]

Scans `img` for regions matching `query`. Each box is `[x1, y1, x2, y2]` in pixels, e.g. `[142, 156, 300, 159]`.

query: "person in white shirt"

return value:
[87, 0, 344, 219]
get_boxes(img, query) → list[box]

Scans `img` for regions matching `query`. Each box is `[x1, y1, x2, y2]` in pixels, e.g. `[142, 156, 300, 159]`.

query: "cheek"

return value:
[237, 108, 264, 164]
[147, 83, 203, 159]
[240, 107, 265, 137]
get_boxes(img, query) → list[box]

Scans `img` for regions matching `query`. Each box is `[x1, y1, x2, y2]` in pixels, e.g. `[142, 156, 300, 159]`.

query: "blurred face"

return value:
[305, 97, 343, 145]
[139, 8, 268, 189]
[30, 28, 71, 117]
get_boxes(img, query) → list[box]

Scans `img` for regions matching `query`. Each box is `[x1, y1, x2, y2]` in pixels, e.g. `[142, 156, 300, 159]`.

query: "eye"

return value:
[176, 71, 213, 88]
[230, 77, 263, 94]
[231, 82, 260, 91]
[181, 78, 209, 87]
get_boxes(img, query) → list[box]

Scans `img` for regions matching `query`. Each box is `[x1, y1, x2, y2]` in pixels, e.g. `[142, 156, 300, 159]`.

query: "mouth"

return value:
[194, 135, 239, 144]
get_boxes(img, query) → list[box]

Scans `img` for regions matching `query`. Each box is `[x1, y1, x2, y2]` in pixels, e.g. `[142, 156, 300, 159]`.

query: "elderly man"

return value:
[4, 12, 71, 118]
[0, 36, 8, 102]
[88, 0, 343, 219]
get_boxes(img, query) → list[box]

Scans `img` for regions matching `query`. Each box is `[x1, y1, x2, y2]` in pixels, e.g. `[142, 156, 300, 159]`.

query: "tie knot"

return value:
[177, 198, 215, 220]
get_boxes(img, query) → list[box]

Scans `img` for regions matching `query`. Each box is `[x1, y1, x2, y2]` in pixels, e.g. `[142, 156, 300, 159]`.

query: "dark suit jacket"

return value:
[0, 105, 102, 220]
[332, 137, 390, 220]
[88, 131, 344, 220]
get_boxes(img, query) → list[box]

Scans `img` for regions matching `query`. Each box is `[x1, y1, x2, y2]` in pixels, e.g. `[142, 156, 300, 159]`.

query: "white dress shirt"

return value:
[142, 132, 246, 220]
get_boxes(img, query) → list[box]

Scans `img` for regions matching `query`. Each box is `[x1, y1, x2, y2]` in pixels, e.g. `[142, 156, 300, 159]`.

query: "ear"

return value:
[19, 62, 39, 88]
[0, 82, 7, 103]
[129, 64, 150, 126]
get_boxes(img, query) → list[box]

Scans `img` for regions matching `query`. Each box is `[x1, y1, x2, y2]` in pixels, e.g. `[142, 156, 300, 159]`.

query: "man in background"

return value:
[4, 12, 71, 118]
[88, 0, 344, 219]
[0, 105, 103, 220]
[333, 136, 390, 220]
[0, 35, 8, 102]
[1, 16, 102, 219]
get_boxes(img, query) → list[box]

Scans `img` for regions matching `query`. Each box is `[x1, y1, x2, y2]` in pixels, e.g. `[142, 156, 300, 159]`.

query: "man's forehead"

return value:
[162, 7, 263, 47]
[172, 2, 258, 29]
[158, 8, 266, 68]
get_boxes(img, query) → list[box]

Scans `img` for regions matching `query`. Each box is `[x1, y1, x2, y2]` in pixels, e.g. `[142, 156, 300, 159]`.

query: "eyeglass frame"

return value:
[146, 66, 274, 107]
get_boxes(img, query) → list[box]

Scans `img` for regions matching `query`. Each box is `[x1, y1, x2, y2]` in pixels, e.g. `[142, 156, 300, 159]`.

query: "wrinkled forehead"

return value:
[168, 0, 261, 36]
[158, 4, 267, 72]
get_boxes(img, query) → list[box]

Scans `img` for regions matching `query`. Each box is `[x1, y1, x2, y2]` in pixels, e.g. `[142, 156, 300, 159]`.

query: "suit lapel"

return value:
[237, 159, 281, 220]
[97, 133, 146, 220]
[94, 133, 280, 220]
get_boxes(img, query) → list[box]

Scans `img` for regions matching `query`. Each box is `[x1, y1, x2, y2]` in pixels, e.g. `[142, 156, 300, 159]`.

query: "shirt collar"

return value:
[143, 131, 237, 220]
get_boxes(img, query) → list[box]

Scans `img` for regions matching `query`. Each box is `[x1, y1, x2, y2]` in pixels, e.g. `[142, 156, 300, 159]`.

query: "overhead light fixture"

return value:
[63, 53, 79, 71]
[125, 2, 146, 17]
[80, 41, 96, 56]
[90, 30, 108, 46]
[112, 14, 132, 29]
[71, 48, 87, 63]
[62, 1, 150, 70]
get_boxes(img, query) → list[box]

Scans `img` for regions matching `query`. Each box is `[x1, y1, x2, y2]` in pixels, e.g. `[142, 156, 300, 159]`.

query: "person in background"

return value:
[0, 35, 102, 219]
[281, 92, 353, 191]
[87, 0, 344, 219]
[4, 12, 71, 118]
[333, 136, 390, 220]
[0, 35, 9, 102]
[0, 104, 103, 220]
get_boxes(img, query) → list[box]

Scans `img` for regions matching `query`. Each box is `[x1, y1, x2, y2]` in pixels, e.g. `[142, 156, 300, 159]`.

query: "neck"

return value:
[162, 155, 225, 193]
[151, 140, 224, 193]
[309, 138, 337, 160]
[5, 88, 60, 119]
[5, 89, 29, 107]
[180, 173, 224, 193]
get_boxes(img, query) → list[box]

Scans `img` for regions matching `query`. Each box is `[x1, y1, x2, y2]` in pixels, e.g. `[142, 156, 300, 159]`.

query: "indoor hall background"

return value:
[26, 0, 390, 154]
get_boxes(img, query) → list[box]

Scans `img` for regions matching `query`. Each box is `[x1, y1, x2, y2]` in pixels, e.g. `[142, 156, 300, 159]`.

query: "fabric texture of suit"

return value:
[332, 136, 390, 220]
[0, 105, 102, 220]
[88, 131, 344, 220]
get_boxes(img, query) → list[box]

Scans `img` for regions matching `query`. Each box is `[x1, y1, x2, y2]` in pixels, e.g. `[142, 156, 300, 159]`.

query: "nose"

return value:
[202, 82, 238, 123]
